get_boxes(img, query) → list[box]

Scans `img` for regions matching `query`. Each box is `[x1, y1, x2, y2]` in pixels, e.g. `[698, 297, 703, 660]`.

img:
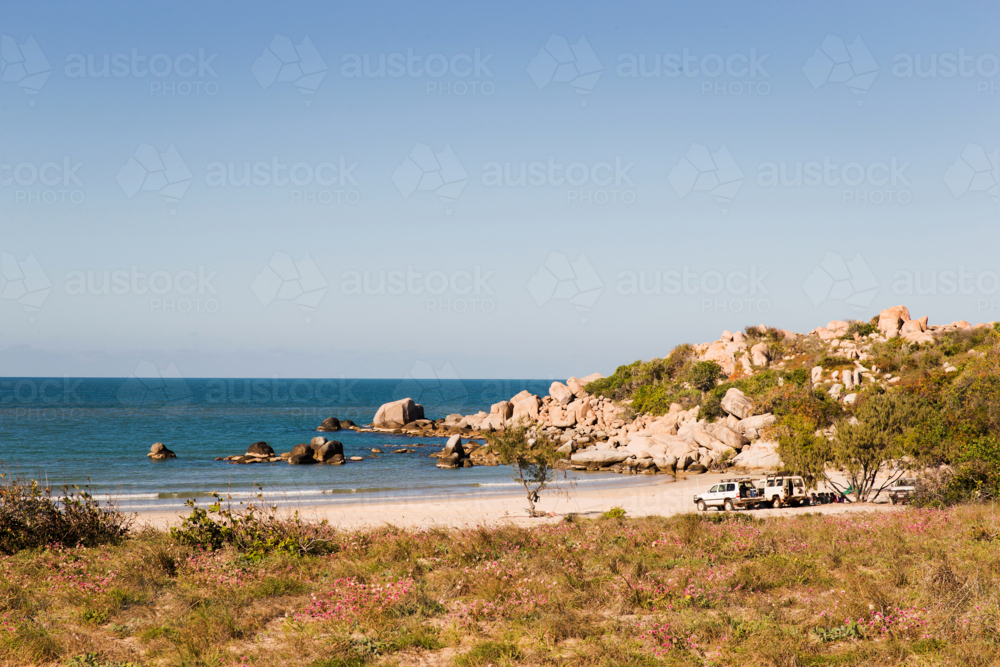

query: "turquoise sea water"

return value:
[0, 377, 638, 512]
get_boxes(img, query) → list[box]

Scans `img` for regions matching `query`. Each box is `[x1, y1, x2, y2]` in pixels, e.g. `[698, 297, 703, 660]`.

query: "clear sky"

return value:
[1, 0, 998, 380]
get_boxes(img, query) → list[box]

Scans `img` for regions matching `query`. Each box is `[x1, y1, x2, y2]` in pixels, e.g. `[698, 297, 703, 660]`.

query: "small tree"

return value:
[830, 390, 927, 502]
[488, 426, 566, 517]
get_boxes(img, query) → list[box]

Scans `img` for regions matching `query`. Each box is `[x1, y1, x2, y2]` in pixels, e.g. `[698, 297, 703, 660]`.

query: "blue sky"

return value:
[0, 0, 998, 380]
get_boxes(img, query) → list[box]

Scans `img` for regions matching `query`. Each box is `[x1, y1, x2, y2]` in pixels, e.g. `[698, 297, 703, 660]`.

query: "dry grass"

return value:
[1, 505, 999, 666]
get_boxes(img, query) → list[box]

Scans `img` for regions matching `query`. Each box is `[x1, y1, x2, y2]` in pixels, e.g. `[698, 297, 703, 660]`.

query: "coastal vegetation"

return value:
[0, 491, 996, 666]
[585, 318, 1000, 504]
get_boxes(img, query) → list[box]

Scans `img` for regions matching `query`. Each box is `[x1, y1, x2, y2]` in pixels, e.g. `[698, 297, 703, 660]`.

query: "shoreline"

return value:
[135, 470, 899, 531]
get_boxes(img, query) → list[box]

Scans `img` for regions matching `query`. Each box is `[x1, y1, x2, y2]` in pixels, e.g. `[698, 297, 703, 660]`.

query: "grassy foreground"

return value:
[1, 505, 998, 666]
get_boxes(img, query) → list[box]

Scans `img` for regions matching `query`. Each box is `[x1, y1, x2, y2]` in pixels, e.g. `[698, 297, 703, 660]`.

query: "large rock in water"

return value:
[373, 398, 424, 426]
[289, 452, 317, 465]
[147, 442, 176, 460]
[246, 441, 274, 457]
[721, 388, 754, 420]
[317, 417, 341, 431]
[314, 440, 344, 463]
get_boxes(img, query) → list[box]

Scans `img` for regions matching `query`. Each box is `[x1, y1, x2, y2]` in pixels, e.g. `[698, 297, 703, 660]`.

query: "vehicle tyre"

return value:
[696, 500, 707, 512]
[723, 499, 735, 512]
[771, 497, 782, 509]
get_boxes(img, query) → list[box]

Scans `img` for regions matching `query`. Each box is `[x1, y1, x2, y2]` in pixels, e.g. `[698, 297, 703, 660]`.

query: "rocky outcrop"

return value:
[373, 398, 424, 427]
[878, 305, 911, 338]
[731, 440, 781, 469]
[721, 388, 754, 420]
[317, 417, 341, 431]
[548, 382, 574, 405]
[436, 435, 471, 469]
[147, 442, 176, 460]
[247, 441, 274, 457]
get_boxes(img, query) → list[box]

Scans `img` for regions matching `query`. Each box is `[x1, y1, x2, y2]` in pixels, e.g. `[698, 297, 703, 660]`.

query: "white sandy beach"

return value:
[136, 471, 899, 531]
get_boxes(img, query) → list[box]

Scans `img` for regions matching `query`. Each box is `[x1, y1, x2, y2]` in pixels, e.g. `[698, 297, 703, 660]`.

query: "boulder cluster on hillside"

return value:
[351, 305, 994, 476]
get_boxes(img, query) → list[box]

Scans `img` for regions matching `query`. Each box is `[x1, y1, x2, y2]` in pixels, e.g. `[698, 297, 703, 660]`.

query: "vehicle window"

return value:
[708, 485, 719, 493]
[727, 483, 735, 491]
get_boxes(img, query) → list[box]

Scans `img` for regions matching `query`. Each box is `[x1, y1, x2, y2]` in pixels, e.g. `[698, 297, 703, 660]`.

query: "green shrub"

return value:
[687, 360, 725, 391]
[170, 487, 336, 558]
[0, 473, 132, 554]
[841, 321, 877, 339]
[602, 507, 627, 519]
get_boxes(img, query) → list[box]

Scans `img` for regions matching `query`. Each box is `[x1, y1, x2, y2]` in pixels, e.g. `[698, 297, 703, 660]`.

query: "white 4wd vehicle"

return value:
[761, 475, 807, 508]
[889, 478, 915, 504]
[694, 479, 763, 512]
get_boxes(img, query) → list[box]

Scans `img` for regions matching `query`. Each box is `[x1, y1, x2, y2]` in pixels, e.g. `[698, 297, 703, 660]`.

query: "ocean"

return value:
[0, 377, 640, 513]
